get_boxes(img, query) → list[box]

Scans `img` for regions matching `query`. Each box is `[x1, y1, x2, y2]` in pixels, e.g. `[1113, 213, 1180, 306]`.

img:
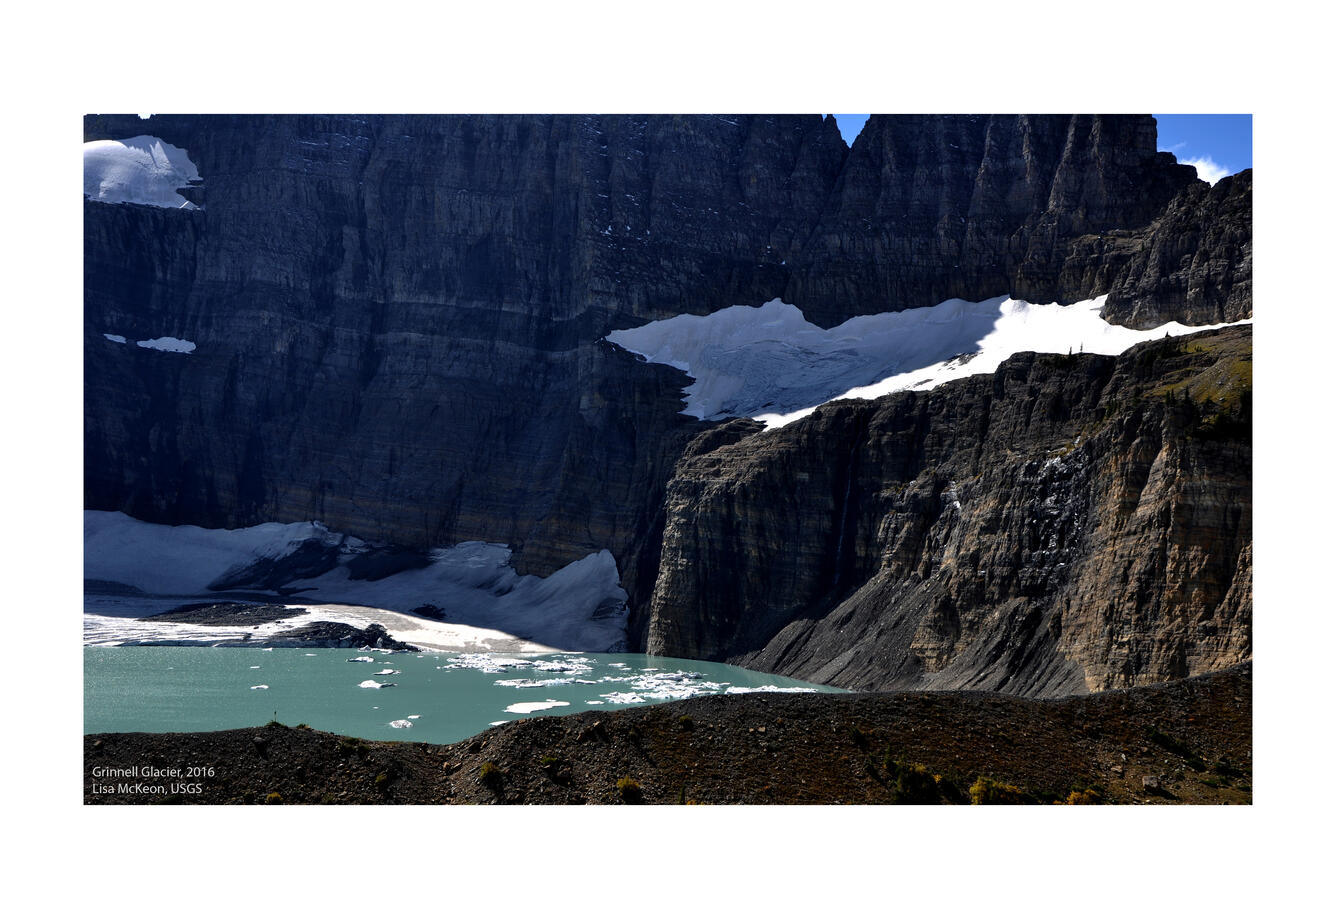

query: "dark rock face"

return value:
[85, 114, 848, 593]
[783, 114, 1199, 324]
[1094, 170, 1252, 328]
[85, 114, 1252, 677]
[147, 602, 301, 625]
[646, 327, 1251, 696]
[267, 621, 418, 651]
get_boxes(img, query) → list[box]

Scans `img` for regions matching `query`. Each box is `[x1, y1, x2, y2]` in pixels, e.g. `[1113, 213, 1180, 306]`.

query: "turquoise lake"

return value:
[84, 646, 841, 744]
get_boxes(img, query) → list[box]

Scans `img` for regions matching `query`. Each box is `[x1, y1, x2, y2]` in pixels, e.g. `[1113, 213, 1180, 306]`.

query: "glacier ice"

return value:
[83, 135, 201, 209]
[607, 295, 1251, 428]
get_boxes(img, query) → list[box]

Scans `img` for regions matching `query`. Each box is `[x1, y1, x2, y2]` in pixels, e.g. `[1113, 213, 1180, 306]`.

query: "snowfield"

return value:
[136, 337, 196, 353]
[84, 511, 629, 652]
[83, 135, 201, 209]
[607, 295, 1251, 428]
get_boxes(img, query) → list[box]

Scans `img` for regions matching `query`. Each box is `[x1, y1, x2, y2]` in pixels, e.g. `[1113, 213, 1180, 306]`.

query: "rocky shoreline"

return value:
[84, 663, 1249, 805]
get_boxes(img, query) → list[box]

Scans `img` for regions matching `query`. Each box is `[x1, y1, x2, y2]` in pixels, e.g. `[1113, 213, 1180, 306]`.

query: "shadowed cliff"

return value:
[84, 114, 1252, 667]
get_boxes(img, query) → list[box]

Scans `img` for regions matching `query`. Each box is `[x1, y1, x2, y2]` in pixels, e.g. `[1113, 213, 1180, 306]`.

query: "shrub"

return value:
[338, 737, 368, 758]
[678, 715, 694, 731]
[479, 761, 503, 790]
[1063, 788, 1103, 805]
[374, 772, 390, 792]
[881, 758, 940, 804]
[969, 776, 1024, 805]
[617, 777, 643, 804]
[265, 792, 283, 805]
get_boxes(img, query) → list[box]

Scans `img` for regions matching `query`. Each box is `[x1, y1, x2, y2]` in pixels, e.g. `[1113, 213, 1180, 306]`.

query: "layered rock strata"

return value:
[646, 326, 1251, 696]
[86, 116, 1247, 580]
[85, 115, 1252, 676]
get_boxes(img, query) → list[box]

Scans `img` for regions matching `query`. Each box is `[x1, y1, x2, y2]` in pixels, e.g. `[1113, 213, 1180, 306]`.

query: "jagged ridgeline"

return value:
[84, 114, 1251, 695]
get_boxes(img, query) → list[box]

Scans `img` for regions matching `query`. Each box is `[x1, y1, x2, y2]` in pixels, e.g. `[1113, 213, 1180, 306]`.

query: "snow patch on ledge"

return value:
[84, 511, 629, 652]
[606, 296, 1251, 428]
[103, 333, 127, 344]
[136, 337, 195, 353]
[83, 135, 201, 209]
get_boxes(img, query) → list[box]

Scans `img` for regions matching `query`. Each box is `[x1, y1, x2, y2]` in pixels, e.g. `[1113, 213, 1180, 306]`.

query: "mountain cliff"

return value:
[646, 326, 1251, 695]
[85, 113, 1252, 691]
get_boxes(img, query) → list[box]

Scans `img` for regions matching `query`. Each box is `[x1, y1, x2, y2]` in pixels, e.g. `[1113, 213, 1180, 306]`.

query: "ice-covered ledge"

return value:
[83, 135, 202, 209]
[607, 295, 1252, 428]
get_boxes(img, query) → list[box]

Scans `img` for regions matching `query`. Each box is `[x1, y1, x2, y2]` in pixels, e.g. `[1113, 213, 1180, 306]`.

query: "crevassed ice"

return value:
[83, 135, 201, 209]
[606, 295, 1251, 429]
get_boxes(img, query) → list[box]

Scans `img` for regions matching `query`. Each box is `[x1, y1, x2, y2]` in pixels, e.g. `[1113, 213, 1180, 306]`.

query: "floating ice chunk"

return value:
[504, 699, 571, 714]
[490, 720, 508, 726]
[137, 337, 196, 354]
[250, 685, 269, 690]
[250, 665, 261, 669]
[723, 685, 818, 694]
[602, 692, 646, 704]
[495, 677, 574, 688]
[388, 719, 413, 729]
[84, 135, 202, 209]
[441, 654, 531, 673]
[358, 679, 393, 689]
[103, 333, 127, 344]
[530, 656, 594, 674]
[374, 669, 400, 675]
[407, 714, 420, 719]
[348, 656, 375, 663]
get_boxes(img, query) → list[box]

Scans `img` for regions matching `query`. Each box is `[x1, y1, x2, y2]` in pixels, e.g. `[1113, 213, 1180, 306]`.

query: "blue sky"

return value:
[833, 114, 870, 146]
[831, 113, 1251, 184]
[1152, 113, 1251, 182]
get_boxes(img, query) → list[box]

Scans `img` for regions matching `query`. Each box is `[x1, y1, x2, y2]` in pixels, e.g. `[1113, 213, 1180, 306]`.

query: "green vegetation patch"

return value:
[617, 777, 643, 804]
[479, 760, 503, 790]
[969, 776, 1026, 805]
